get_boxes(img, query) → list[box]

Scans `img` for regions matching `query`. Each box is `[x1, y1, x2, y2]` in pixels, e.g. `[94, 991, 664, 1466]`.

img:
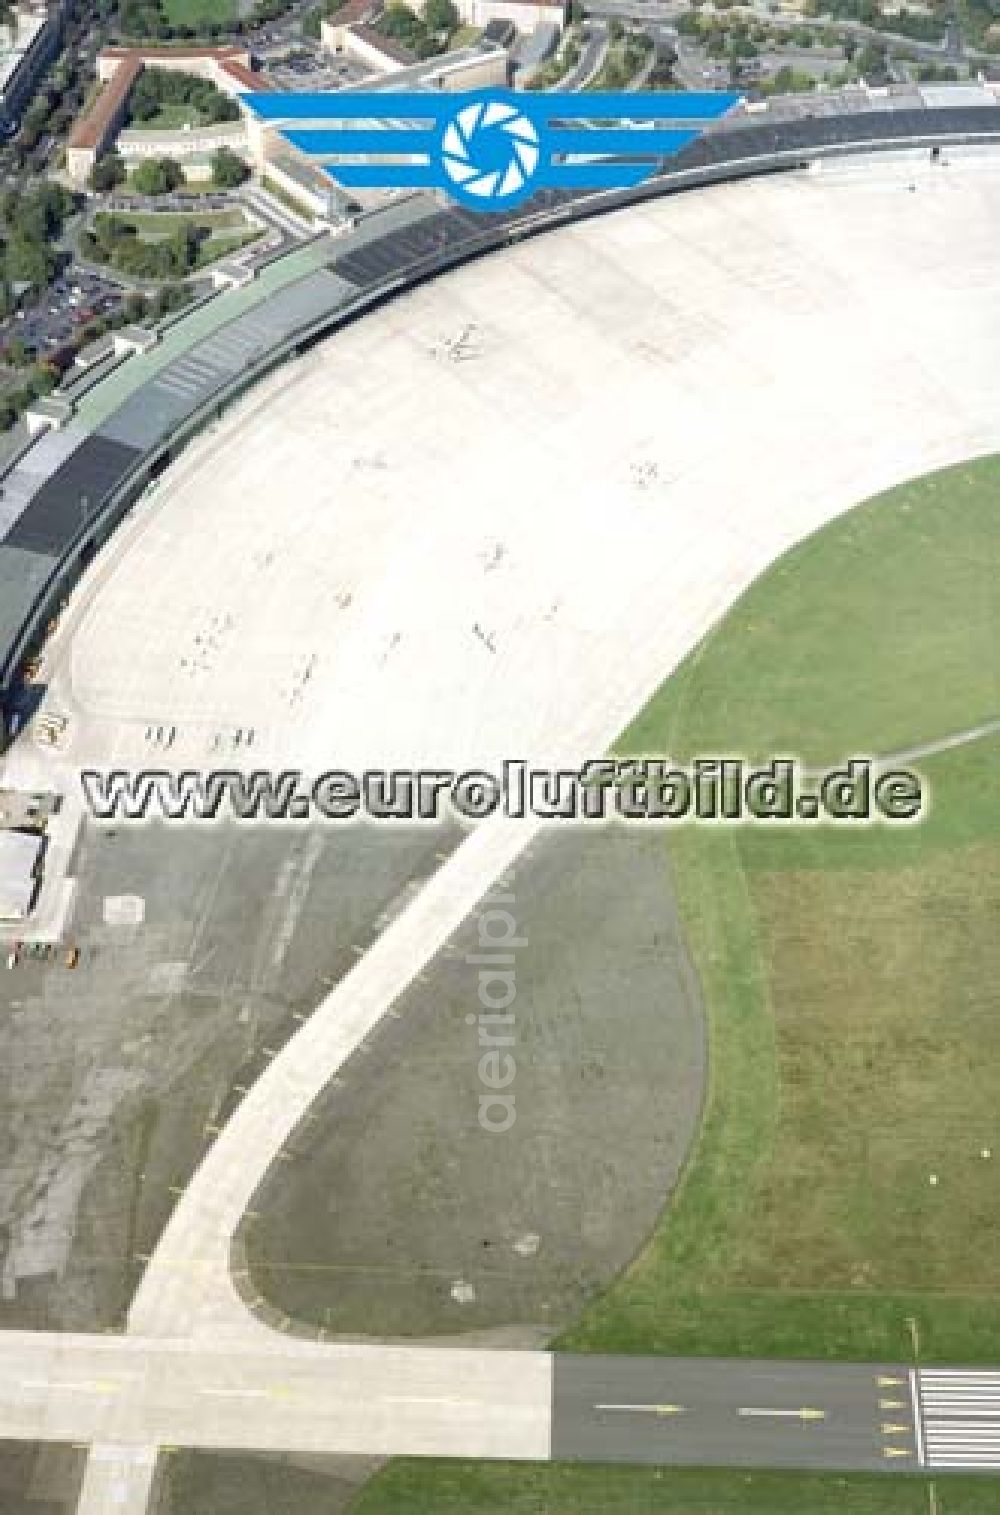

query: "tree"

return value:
[856, 40, 888, 78]
[30, 362, 58, 396]
[132, 156, 184, 195]
[380, 3, 424, 44]
[168, 219, 199, 270]
[210, 145, 249, 188]
[5, 335, 27, 366]
[152, 281, 190, 318]
[5, 234, 52, 289]
[424, 0, 458, 31]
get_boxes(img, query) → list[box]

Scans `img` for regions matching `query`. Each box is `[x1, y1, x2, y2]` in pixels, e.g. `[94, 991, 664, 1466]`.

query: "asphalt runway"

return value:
[4, 1327, 1000, 1509]
[552, 1355, 923, 1471]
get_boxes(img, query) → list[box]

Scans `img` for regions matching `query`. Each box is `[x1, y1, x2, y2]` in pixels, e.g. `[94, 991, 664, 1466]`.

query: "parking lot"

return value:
[261, 52, 370, 88]
[2, 270, 125, 364]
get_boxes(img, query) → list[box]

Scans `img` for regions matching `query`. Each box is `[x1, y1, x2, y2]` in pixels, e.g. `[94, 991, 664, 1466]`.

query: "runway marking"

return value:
[909, 1367, 926, 1468]
[198, 1387, 291, 1400]
[384, 1395, 471, 1407]
[593, 1403, 686, 1416]
[917, 1369, 1000, 1469]
[737, 1407, 826, 1422]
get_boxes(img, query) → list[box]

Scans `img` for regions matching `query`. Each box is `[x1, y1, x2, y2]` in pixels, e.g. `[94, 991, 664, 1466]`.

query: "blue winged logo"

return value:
[241, 88, 741, 212]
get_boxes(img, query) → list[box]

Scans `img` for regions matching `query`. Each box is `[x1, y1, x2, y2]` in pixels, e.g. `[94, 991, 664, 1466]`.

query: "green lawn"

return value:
[197, 228, 262, 265]
[560, 453, 1000, 1363]
[135, 102, 203, 130]
[111, 209, 248, 235]
[161, 0, 238, 28]
[351, 1463, 999, 1513]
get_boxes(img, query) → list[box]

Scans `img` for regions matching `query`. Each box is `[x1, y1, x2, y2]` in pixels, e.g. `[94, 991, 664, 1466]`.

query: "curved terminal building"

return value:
[2, 80, 1000, 750]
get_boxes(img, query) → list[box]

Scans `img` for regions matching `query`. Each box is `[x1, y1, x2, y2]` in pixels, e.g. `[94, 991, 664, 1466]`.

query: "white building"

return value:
[0, 830, 42, 920]
[0, 3, 63, 135]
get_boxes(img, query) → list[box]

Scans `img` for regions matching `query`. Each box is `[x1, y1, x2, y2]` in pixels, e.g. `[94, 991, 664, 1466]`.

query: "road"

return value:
[554, 22, 611, 91]
[3, 1331, 1000, 1475]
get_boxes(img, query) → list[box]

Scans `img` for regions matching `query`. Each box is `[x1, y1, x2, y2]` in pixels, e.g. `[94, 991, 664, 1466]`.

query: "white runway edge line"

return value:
[917, 1371, 1000, 1468]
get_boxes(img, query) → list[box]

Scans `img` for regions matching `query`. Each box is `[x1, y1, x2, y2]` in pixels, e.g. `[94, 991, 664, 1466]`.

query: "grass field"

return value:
[559, 454, 1000, 1363]
[160, 0, 238, 29]
[89, 210, 262, 274]
[351, 1463, 999, 1513]
[136, 102, 203, 130]
[113, 209, 248, 235]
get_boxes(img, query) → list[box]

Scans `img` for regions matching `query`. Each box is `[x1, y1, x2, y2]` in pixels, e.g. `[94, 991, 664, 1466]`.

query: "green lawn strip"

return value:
[198, 228, 262, 263]
[351, 1462, 995, 1513]
[110, 209, 247, 236]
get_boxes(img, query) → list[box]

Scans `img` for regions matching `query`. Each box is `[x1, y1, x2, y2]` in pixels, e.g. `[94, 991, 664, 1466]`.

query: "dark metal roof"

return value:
[4, 434, 143, 555]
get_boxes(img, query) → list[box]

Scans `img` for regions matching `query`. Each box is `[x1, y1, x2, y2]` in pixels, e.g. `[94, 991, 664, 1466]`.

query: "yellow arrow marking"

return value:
[878, 1376, 905, 1387]
[879, 1399, 906, 1410]
[882, 1423, 910, 1435]
[883, 1447, 912, 1460]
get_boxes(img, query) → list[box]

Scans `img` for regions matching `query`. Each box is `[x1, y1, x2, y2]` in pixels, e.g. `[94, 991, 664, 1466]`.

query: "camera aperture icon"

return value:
[439, 97, 542, 207]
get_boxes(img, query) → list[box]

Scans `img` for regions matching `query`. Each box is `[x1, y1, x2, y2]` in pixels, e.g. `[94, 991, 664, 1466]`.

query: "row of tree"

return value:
[377, 0, 460, 59]
[90, 147, 249, 196]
